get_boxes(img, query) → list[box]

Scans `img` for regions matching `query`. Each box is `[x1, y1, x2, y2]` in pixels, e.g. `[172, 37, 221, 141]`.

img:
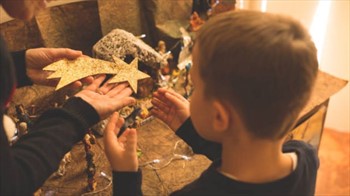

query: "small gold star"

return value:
[108, 56, 150, 93]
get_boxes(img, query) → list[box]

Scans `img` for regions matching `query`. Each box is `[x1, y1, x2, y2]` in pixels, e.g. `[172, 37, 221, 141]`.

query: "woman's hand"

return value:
[25, 48, 93, 88]
[75, 75, 135, 120]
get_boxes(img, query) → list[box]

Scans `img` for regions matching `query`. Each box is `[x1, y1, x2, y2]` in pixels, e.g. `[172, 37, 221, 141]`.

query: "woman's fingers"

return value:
[84, 75, 106, 91]
[112, 97, 136, 110]
[108, 82, 131, 97]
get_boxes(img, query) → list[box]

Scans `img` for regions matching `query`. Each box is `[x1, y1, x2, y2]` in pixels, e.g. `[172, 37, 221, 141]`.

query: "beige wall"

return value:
[244, 0, 349, 132]
[0, 0, 89, 23]
[319, 1, 349, 133]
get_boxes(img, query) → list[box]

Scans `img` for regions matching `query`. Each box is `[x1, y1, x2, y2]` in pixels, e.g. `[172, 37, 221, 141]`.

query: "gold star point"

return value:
[108, 57, 150, 93]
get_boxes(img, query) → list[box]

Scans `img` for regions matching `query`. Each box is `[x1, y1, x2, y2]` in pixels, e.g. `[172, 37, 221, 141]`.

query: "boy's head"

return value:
[190, 10, 318, 140]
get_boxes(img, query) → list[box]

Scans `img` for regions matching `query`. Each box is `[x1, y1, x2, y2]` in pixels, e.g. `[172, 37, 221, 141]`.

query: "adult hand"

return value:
[25, 48, 93, 88]
[104, 112, 138, 172]
[75, 75, 136, 120]
[151, 88, 190, 131]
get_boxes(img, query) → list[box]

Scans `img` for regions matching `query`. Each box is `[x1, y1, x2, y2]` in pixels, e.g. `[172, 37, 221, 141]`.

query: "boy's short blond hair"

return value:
[196, 10, 318, 139]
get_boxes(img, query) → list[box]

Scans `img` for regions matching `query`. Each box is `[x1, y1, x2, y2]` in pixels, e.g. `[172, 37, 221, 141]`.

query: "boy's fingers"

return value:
[153, 92, 173, 107]
[124, 129, 137, 153]
[165, 90, 188, 102]
[151, 98, 169, 112]
[104, 112, 120, 144]
[151, 108, 167, 122]
[155, 88, 187, 106]
[165, 92, 187, 108]
[113, 117, 125, 135]
[156, 88, 170, 94]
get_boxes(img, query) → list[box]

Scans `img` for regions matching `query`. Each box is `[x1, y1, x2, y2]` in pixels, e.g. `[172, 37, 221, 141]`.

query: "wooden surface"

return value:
[8, 85, 210, 196]
[37, 112, 210, 195]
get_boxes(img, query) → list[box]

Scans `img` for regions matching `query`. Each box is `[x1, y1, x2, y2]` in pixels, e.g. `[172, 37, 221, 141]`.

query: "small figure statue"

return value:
[156, 40, 173, 75]
[190, 11, 206, 32]
[207, 0, 236, 17]
[18, 122, 28, 137]
[190, 0, 236, 32]
[15, 104, 33, 128]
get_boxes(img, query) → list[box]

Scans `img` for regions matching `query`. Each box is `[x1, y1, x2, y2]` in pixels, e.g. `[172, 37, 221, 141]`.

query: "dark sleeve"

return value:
[283, 140, 319, 169]
[176, 118, 222, 161]
[283, 140, 319, 195]
[0, 97, 100, 195]
[113, 170, 142, 196]
[11, 50, 33, 87]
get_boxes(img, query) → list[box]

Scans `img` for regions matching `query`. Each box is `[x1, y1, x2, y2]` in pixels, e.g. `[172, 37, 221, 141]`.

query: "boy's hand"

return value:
[75, 75, 135, 120]
[25, 48, 93, 88]
[151, 88, 190, 131]
[104, 112, 138, 172]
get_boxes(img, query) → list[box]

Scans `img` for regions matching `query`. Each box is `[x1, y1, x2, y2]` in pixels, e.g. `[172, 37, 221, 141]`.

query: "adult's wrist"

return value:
[11, 50, 33, 87]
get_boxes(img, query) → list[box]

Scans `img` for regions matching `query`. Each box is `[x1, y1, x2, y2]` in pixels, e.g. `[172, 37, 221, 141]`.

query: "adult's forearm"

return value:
[11, 50, 33, 87]
[0, 97, 99, 194]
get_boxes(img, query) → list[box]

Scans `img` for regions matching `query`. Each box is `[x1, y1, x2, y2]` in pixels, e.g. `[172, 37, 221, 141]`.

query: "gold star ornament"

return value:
[43, 56, 150, 93]
[108, 56, 150, 93]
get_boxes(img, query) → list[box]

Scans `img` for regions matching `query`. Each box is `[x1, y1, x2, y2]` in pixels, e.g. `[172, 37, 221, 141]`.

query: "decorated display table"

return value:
[7, 70, 346, 195]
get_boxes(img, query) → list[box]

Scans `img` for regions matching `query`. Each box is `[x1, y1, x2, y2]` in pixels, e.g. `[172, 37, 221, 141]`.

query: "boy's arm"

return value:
[104, 112, 142, 195]
[112, 170, 142, 196]
[176, 118, 222, 161]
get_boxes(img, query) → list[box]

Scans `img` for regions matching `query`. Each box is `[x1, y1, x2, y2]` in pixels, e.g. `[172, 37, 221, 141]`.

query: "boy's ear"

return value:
[212, 100, 230, 132]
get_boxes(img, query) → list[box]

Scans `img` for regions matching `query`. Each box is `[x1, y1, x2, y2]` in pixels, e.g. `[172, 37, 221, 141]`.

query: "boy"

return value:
[104, 10, 319, 195]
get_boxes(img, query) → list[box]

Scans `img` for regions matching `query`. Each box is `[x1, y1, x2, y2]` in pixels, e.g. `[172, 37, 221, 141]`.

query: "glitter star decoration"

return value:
[108, 56, 150, 93]
[44, 56, 150, 93]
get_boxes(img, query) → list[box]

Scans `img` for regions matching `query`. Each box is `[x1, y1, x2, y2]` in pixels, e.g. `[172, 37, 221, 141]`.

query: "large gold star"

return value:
[108, 56, 150, 93]
[44, 57, 125, 90]
[44, 56, 150, 92]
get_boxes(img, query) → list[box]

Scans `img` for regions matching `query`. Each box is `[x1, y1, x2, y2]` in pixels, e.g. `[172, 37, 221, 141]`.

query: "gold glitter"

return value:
[44, 56, 150, 92]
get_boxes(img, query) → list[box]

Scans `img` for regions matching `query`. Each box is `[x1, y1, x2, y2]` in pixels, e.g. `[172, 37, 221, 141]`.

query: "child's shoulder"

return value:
[283, 140, 319, 167]
[283, 139, 316, 151]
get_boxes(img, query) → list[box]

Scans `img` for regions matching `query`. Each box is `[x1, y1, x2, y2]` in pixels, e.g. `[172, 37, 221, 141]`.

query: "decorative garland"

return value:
[82, 129, 97, 192]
